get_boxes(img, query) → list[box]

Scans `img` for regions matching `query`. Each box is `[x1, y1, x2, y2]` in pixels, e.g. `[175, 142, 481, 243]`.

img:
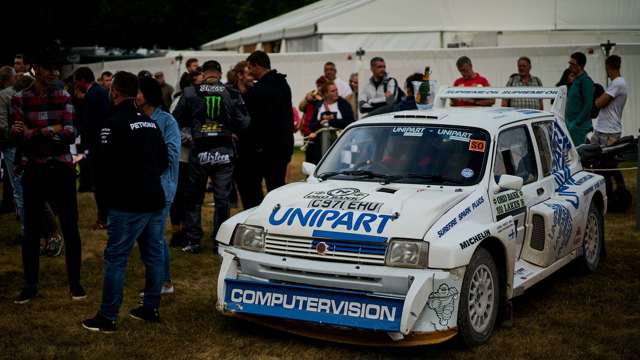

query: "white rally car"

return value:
[215, 88, 606, 346]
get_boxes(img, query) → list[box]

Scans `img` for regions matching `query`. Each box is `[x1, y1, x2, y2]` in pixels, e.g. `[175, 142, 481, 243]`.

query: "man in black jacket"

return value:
[172, 60, 249, 254]
[83, 71, 168, 333]
[244, 51, 294, 208]
[73, 67, 110, 229]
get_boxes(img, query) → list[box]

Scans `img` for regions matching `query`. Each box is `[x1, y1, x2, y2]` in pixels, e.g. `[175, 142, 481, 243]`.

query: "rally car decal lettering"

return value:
[437, 197, 485, 238]
[459, 230, 491, 250]
[551, 119, 574, 189]
[304, 188, 369, 201]
[437, 129, 472, 142]
[307, 199, 383, 213]
[269, 207, 394, 234]
[493, 190, 525, 220]
[393, 126, 425, 137]
[229, 289, 398, 322]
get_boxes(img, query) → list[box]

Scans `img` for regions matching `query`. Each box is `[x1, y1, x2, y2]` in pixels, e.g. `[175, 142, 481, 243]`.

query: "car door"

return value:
[491, 124, 548, 258]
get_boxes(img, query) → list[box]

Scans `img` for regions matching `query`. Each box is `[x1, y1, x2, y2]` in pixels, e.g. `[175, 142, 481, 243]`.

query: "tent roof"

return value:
[202, 0, 640, 50]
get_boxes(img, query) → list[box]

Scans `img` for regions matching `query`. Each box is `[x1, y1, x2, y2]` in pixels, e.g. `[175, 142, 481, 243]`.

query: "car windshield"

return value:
[315, 124, 490, 185]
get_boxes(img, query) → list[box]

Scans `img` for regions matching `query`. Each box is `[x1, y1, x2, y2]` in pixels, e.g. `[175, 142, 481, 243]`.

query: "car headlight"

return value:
[232, 224, 265, 252]
[385, 239, 429, 268]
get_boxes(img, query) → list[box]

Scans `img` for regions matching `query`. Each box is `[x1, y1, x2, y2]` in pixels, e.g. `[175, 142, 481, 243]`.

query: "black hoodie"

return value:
[245, 69, 294, 160]
[97, 99, 168, 212]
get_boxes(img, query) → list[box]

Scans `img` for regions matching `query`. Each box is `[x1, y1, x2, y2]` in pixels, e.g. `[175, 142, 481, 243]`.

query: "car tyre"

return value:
[578, 202, 604, 273]
[457, 247, 499, 347]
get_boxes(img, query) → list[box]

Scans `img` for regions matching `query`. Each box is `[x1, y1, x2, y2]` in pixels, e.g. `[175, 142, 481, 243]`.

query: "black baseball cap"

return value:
[202, 60, 222, 73]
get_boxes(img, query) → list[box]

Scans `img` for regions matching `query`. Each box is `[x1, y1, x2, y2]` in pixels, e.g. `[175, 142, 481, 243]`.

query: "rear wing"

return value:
[434, 86, 567, 121]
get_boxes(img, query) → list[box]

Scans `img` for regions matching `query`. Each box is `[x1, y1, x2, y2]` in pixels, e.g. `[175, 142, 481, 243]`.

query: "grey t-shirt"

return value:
[596, 76, 627, 134]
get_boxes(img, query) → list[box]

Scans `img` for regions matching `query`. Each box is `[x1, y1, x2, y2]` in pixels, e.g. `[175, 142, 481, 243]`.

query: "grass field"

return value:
[1, 152, 639, 359]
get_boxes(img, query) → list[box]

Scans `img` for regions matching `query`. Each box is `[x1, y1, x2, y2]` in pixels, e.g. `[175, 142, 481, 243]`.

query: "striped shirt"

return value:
[504, 74, 543, 110]
[10, 85, 76, 170]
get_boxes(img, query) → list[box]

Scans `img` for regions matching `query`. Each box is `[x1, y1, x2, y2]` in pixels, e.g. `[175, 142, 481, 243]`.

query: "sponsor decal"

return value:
[515, 267, 533, 279]
[427, 284, 459, 326]
[198, 151, 231, 165]
[392, 126, 425, 137]
[468, 139, 486, 152]
[461, 168, 474, 178]
[304, 188, 369, 201]
[204, 95, 222, 119]
[493, 190, 525, 217]
[438, 197, 484, 238]
[437, 129, 471, 142]
[269, 207, 394, 234]
[225, 279, 403, 331]
[199, 84, 226, 93]
[583, 177, 604, 197]
[129, 121, 157, 130]
[459, 230, 490, 250]
[557, 188, 580, 209]
[551, 119, 574, 189]
[307, 199, 383, 213]
[545, 203, 573, 257]
[575, 174, 594, 185]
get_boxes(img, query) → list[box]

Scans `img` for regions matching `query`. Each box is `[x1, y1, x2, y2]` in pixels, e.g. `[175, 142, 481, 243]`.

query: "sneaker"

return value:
[181, 243, 201, 254]
[138, 283, 175, 298]
[129, 305, 160, 322]
[70, 283, 87, 300]
[82, 313, 116, 333]
[46, 234, 64, 257]
[14, 287, 38, 304]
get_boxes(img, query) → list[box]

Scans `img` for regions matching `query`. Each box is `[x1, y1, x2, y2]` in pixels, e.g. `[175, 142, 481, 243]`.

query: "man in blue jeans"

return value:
[82, 71, 168, 332]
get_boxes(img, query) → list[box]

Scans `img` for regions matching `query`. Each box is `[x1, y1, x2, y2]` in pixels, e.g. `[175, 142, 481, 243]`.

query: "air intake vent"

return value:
[393, 114, 439, 119]
[530, 215, 545, 251]
[377, 187, 398, 194]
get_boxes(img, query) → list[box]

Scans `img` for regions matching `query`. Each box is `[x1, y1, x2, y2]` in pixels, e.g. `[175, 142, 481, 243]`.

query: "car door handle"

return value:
[537, 188, 544, 195]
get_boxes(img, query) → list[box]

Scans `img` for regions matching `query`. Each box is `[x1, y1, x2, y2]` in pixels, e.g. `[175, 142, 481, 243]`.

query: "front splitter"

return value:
[225, 312, 457, 347]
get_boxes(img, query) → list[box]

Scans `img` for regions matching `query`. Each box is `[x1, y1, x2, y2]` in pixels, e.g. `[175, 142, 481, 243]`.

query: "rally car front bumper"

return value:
[216, 246, 464, 344]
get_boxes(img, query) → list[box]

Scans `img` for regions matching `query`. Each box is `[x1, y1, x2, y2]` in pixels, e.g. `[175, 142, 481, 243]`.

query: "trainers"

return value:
[70, 283, 87, 300]
[181, 243, 201, 254]
[139, 283, 175, 298]
[14, 287, 38, 304]
[46, 234, 64, 257]
[129, 305, 160, 322]
[82, 313, 116, 333]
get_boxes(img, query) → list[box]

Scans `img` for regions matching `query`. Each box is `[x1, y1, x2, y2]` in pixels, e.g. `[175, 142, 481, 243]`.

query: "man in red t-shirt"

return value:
[451, 56, 495, 107]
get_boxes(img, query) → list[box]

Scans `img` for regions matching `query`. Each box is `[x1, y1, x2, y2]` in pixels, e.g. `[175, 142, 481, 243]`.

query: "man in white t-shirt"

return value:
[594, 55, 628, 146]
[323, 62, 352, 98]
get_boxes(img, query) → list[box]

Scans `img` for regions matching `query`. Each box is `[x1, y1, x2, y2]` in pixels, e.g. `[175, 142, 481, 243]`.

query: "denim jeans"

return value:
[1, 146, 24, 234]
[100, 208, 165, 320]
[161, 204, 171, 283]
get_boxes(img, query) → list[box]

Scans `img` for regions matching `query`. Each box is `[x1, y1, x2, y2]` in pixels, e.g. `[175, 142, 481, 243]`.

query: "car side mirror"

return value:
[302, 162, 317, 176]
[497, 174, 523, 191]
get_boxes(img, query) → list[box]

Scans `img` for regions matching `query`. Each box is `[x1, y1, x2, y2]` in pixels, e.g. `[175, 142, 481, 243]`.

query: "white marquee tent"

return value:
[202, 0, 640, 52]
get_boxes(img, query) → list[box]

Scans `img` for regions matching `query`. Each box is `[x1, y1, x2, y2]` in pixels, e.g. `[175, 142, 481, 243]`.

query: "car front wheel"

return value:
[579, 202, 604, 273]
[457, 247, 499, 346]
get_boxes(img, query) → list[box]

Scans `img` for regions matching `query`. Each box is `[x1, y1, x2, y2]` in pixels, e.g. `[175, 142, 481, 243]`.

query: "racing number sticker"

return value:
[469, 139, 486, 152]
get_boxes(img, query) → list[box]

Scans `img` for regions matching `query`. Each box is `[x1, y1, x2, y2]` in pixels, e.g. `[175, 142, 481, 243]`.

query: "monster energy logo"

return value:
[205, 95, 222, 119]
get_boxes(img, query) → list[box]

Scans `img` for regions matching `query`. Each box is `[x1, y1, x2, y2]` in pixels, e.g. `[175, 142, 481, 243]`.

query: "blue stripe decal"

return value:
[310, 240, 386, 255]
[312, 230, 388, 243]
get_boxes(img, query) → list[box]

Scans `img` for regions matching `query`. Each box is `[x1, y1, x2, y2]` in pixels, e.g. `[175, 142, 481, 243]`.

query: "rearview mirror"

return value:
[302, 162, 317, 176]
[497, 174, 523, 191]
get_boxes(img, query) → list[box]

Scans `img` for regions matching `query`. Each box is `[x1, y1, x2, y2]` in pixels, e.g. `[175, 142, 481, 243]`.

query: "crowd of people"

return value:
[0, 47, 628, 332]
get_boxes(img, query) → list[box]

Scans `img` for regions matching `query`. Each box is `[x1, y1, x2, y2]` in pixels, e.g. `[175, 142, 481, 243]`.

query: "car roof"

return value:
[352, 108, 555, 133]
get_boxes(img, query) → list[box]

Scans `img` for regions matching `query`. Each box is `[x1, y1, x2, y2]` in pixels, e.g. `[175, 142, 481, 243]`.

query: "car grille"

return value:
[264, 233, 387, 265]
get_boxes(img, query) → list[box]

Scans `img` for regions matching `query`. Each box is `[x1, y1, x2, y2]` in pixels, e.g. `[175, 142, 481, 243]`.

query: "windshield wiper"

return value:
[318, 170, 399, 184]
[401, 173, 466, 185]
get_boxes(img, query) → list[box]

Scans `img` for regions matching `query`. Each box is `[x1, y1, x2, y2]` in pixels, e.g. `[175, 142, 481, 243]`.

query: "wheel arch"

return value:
[477, 237, 509, 299]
